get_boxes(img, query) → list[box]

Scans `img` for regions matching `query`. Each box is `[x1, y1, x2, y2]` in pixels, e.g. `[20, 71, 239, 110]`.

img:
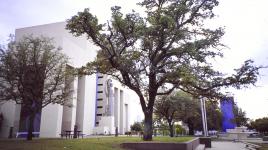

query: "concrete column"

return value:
[75, 76, 86, 131]
[120, 90, 124, 134]
[75, 75, 96, 135]
[114, 88, 119, 129]
[83, 75, 97, 135]
[125, 104, 129, 132]
[61, 76, 77, 132]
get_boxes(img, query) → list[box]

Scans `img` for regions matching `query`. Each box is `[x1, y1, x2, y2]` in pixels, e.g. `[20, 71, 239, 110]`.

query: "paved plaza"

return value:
[208, 141, 247, 150]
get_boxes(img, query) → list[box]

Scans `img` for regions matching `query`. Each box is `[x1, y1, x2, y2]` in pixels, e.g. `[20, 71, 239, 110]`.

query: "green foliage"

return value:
[66, 0, 262, 140]
[250, 117, 268, 134]
[232, 104, 249, 127]
[130, 122, 143, 132]
[0, 36, 71, 107]
[206, 100, 222, 131]
[0, 35, 72, 140]
[174, 93, 202, 135]
[175, 124, 186, 135]
[155, 91, 222, 135]
[154, 91, 192, 136]
[154, 91, 185, 124]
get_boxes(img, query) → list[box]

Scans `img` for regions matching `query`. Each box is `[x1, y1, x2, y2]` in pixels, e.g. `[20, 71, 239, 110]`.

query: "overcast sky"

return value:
[0, 0, 267, 119]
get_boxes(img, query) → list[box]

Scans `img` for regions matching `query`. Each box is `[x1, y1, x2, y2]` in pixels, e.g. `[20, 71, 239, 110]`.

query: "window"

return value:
[98, 76, 103, 78]
[97, 106, 103, 108]
[98, 83, 103, 86]
[97, 91, 103, 93]
[97, 114, 102, 116]
[97, 98, 103, 101]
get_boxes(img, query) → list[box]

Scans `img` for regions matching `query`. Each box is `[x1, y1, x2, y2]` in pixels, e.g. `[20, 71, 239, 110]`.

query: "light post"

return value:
[200, 98, 208, 136]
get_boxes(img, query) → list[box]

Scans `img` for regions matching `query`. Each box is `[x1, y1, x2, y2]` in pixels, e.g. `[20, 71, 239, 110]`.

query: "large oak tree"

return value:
[66, 0, 261, 140]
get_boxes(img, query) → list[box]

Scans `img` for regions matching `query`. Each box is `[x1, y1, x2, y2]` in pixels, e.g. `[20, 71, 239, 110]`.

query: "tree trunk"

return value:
[27, 113, 35, 141]
[168, 122, 174, 137]
[188, 123, 194, 135]
[143, 112, 153, 141]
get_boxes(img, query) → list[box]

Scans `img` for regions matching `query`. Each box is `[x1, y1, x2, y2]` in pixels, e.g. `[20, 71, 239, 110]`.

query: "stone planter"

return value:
[263, 136, 268, 141]
[199, 137, 211, 148]
[121, 138, 201, 150]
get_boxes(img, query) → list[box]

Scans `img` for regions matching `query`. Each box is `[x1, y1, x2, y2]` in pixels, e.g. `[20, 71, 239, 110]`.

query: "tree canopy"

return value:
[154, 91, 191, 137]
[66, 0, 261, 140]
[232, 104, 249, 127]
[250, 117, 268, 134]
[130, 122, 143, 132]
[0, 35, 72, 140]
[155, 91, 222, 136]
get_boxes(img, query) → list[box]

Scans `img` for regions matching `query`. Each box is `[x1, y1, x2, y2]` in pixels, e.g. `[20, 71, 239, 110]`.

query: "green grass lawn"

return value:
[0, 136, 193, 150]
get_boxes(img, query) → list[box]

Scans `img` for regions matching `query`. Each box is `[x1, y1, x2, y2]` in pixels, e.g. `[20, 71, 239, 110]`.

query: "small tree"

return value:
[66, 0, 261, 140]
[175, 94, 202, 135]
[156, 91, 222, 135]
[0, 36, 72, 140]
[250, 117, 268, 135]
[130, 122, 143, 132]
[175, 124, 186, 135]
[233, 104, 249, 127]
[210, 102, 222, 130]
[154, 91, 191, 137]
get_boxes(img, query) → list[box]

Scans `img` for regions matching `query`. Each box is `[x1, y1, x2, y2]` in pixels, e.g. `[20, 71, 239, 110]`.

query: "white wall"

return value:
[0, 102, 20, 138]
[14, 22, 98, 137]
[15, 22, 98, 68]
[61, 77, 78, 132]
[1, 21, 142, 138]
[108, 77, 143, 134]
[124, 88, 144, 128]
[39, 104, 63, 137]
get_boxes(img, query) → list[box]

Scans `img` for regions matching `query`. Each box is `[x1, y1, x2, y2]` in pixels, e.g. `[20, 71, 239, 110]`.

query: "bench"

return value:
[77, 133, 85, 138]
[125, 131, 132, 136]
[16, 132, 40, 138]
[60, 131, 85, 139]
[60, 133, 73, 139]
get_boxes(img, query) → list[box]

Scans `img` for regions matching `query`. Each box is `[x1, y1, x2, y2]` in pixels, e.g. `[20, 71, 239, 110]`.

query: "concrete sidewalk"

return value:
[207, 141, 247, 150]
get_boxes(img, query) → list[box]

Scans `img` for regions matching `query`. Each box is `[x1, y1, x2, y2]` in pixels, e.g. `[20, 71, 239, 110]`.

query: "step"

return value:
[242, 142, 261, 150]
[195, 144, 205, 150]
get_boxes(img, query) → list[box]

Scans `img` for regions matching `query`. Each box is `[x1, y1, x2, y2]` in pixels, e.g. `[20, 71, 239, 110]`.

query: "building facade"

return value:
[0, 22, 143, 138]
[220, 96, 236, 132]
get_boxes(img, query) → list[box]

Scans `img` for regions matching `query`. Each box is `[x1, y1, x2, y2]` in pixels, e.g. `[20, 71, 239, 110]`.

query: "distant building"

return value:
[220, 96, 236, 132]
[0, 22, 143, 138]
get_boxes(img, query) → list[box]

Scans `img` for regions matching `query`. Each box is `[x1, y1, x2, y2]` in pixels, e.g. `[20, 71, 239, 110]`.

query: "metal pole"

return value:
[200, 98, 206, 136]
[203, 98, 208, 136]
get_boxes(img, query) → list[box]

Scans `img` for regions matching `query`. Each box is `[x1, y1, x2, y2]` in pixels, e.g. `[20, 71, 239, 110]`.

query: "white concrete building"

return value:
[0, 22, 143, 138]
